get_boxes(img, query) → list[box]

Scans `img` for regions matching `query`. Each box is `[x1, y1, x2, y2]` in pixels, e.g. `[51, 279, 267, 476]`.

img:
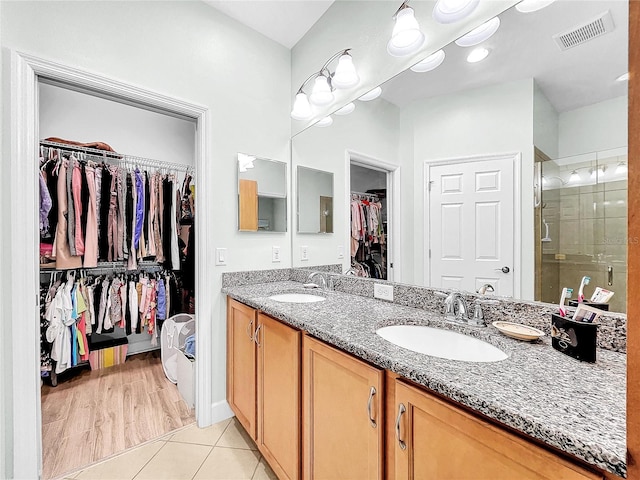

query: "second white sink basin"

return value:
[269, 293, 326, 303]
[376, 325, 507, 363]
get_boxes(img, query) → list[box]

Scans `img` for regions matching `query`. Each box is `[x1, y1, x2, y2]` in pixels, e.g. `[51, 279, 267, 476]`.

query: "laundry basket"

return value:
[161, 313, 195, 384]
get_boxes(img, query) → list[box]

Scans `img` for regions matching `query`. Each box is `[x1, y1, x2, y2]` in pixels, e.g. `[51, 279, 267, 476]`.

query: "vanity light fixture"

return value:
[515, 0, 556, 13]
[334, 102, 356, 115]
[411, 49, 446, 73]
[315, 116, 334, 127]
[616, 162, 628, 174]
[616, 72, 630, 82]
[238, 153, 256, 173]
[433, 0, 480, 24]
[387, 2, 426, 57]
[466, 47, 490, 63]
[569, 170, 580, 183]
[358, 86, 383, 102]
[290, 49, 360, 119]
[455, 17, 501, 47]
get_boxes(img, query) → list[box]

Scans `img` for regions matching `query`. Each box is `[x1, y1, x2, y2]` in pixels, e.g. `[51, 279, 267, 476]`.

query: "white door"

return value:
[428, 156, 515, 296]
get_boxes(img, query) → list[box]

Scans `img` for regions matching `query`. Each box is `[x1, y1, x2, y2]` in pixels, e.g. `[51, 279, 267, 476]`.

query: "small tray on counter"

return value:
[492, 321, 545, 341]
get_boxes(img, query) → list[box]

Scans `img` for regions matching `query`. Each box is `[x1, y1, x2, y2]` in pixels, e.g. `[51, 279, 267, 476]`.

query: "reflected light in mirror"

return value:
[616, 72, 629, 82]
[411, 49, 446, 73]
[466, 46, 490, 62]
[569, 170, 580, 183]
[332, 52, 360, 88]
[310, 74, 334, 106]
[616, 162, 628, 174]
[238, 153, 255, 173]
[291, 92, 313, 121]
[315, 116, 333, 127]
[387, 5, 426, 57]
[358, 86, 382, 101]
[515, 0, 556, 13]
[334, 102, 356, 115]
[432, 0, 480, 24]
[455, 16, 501, 47]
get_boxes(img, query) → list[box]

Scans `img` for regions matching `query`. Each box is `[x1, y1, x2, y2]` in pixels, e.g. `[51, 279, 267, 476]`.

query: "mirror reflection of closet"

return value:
[297, 166, 334, 233]
[237, 154, 287, 232]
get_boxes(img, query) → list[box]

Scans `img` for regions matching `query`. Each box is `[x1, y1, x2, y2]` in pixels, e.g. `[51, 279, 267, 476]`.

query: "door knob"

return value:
[495, 266, 510, 274]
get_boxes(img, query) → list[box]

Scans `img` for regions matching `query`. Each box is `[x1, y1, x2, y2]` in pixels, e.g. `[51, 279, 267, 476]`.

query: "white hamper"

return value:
[161, 313, 196, 408]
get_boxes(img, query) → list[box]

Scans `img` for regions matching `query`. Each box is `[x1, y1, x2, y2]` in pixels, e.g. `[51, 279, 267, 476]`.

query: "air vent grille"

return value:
[553, 10, 614, 51]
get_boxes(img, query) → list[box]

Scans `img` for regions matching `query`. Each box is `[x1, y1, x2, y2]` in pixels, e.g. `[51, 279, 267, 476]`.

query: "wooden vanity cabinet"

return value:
[392, 380, 603, 480]
[302, 335, 384, 480]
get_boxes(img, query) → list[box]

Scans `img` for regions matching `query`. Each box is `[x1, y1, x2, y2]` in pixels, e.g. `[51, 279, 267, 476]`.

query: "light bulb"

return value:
[569, 171, 580, 183]
[332, 53, 360, 89]
[455, 17, 500, 47]
[358, 86, 382, 102]
[433, 0, 480, 24]
[387, 6, 426, 57]
[515, 0, 556, 13]
[466, 47, 490, 63]
[290, 92, 313, 121]
[315, 116, 333, 127]
[309, 75, 334, 106]
[411, 49, 446, 73]
[616, 162, 628, 174]
[335, 103, 356, 115]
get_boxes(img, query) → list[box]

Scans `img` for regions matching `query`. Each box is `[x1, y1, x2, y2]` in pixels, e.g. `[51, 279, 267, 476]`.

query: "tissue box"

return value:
[551, 313, 598, 362]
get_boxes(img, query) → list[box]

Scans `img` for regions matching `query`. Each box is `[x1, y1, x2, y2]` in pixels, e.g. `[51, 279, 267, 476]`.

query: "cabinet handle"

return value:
[395, 403, 407, 450]
[367, 386, 377, 428]
[253, 324, 262, 347]
[246, 319, 254, 341]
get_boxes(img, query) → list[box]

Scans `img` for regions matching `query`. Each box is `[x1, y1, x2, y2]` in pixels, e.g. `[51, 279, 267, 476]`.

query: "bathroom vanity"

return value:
[223, 276, 625, 480]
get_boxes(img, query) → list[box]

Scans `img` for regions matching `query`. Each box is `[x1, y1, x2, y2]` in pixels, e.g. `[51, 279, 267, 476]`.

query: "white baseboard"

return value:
[207, 400, 234, 427]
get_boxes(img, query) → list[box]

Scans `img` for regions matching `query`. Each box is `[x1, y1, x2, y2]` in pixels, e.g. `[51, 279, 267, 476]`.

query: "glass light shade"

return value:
[387, 7, 426, 57]
[455, 17, 501, 47]
[291, 93, 313, 121]
[315, 116, 333, 127]
[358, 87, 382, 102]
[569, 171, 580, 183]
[335, 102, 356, 115]
[515, 0, 556, 13]
[616, 163, 628, 174]
[466, 47, 490, 63]
[309, 75, 334, 106]
[433, 0, 480, 24]
[332, 54, 360, 89]
[411, 49, 446, 73]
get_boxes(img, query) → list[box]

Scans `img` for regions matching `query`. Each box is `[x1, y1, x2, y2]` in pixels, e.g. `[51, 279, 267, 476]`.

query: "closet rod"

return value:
[40, 140, 194, 173]
[39, 261, 164, 278]
[351, 191, 380, 199]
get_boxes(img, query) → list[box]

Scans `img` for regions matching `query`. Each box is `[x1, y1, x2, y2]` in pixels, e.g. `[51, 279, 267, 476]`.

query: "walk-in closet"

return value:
[37, 83, 198, 479]
[350, 163, 389, 280]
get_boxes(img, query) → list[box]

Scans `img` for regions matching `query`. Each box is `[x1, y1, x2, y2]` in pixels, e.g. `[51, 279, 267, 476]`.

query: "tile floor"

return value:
[57, 418, 277, 480]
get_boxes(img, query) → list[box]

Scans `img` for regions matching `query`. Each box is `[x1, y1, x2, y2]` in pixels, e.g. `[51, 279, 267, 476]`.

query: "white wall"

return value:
[1, 2, 291, 477]
[558, 96, 628, 157]
[533, 82, 559, 159]
[292, 98, 400, 269]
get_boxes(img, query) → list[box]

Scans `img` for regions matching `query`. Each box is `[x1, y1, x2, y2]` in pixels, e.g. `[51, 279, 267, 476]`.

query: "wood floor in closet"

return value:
[41, 351, 195, 480]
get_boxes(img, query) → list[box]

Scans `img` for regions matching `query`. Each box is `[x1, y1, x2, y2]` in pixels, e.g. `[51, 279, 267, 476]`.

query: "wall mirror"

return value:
[291, 0, 628, 313]
[237, 153, 287, 232]
[297, 166, 334, 234]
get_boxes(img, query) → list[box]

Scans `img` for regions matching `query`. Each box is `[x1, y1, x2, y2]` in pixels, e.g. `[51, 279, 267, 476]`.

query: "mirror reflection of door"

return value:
[238, 178, 258, 231]
[320, 196, 333, 233]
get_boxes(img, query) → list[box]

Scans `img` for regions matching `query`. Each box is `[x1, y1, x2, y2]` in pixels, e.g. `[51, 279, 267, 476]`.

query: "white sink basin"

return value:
[376, 325, 507, 363]
[269, 293, 326, 303]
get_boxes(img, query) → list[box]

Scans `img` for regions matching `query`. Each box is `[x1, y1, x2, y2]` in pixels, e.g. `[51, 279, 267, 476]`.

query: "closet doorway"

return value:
[9, 52, 211, 480]
[347, 153, 400, 281]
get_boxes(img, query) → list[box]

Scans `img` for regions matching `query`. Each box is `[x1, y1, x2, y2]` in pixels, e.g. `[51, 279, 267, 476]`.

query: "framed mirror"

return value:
[237, 153, 287, 232]
[297, 166, 334, 234]
[291, 0, 628, 312]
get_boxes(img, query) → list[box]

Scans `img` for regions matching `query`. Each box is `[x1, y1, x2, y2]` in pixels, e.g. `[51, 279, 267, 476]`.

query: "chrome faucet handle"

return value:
[455, 296, 470, 322]
[469, 299, 499, 327]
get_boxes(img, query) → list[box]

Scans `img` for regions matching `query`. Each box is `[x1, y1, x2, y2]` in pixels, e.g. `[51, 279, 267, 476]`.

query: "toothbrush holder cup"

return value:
[551, 313, 598, 363]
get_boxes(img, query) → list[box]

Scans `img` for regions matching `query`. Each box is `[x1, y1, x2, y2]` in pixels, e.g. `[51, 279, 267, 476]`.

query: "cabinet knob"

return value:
[367, 386, 377, 428]
[395, 403, 407, 450]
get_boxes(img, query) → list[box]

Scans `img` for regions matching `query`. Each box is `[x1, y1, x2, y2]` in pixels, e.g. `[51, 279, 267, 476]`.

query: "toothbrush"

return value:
[559, 287, 573, 317]
[578, 276, 591, 302]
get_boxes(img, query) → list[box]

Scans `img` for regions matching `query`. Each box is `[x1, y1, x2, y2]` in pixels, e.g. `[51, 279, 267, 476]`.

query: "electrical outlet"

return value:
[337, 245, 344, 259]
[215, 248, 227, 266]
[374, 283, 394, 302]
[300, 245, 309, 261]
[272, 246, 281, 263]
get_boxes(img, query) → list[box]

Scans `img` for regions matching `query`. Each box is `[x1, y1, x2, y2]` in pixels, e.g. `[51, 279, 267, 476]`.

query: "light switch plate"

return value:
[301, 245, 309, 261]
[272, 246, 281, 263]
[215, 248, 227, 266]
[374, 283, 394, 302]
[337, 245, 344, 259]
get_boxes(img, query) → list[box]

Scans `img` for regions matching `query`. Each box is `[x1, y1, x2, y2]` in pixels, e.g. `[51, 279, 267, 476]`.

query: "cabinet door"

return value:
[394, 380, 602, 480]
[226, 297, 257, 439]
[257, 313, 301, 480]
[303, 335, 383, 480]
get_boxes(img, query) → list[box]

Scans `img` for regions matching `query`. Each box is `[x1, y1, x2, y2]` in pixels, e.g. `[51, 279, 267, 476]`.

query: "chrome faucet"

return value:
[307, 271, 334, 290]
[444, 292, 469, 323]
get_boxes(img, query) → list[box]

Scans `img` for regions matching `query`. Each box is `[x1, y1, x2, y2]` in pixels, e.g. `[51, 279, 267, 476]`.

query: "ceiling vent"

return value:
[553, 10, 615, 51]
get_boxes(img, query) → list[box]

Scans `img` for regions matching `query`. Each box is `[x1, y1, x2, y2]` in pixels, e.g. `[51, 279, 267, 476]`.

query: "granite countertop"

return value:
[223, 281, 626, 478]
